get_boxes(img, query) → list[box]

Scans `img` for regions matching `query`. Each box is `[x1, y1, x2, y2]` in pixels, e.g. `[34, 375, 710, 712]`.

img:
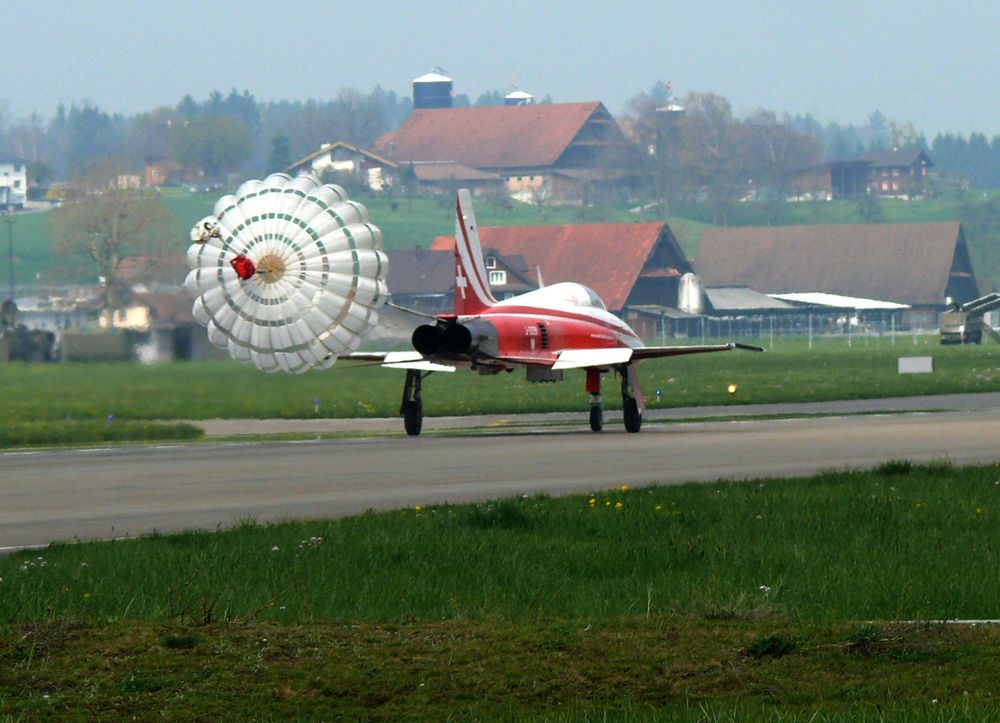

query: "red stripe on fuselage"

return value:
[476, 305, 642, 344]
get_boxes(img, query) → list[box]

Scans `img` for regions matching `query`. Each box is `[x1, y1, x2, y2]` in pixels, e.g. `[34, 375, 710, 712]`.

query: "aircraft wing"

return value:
[551, 348, 634, 369]
[630, 342, 763, 361]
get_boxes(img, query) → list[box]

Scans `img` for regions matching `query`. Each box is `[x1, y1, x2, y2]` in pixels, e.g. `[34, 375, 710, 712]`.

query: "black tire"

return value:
[623, 397, 642, 433]
[403, 400, 423, 436]
[589, 405, 603, 432]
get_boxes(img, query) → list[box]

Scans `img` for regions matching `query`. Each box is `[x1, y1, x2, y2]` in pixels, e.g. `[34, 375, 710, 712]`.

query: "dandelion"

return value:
[615, 501, 623, 509]
[655, 505, 663, 511]
[915, 503, 924, 509]
[620, 485, 629, 492]
[83, 593, 91, 599]
[415, 505, 423, 511]
[605, 500, 611, 507]
[977, 507, 984, 514]
[588, 498, 596, 507]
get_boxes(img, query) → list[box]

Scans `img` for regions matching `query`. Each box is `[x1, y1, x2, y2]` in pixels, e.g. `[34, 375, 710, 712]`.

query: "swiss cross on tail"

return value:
[453, 189, 498, 315]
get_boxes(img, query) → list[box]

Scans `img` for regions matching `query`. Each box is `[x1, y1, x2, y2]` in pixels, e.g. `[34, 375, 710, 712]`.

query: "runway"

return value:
[2, 397, 999, 550]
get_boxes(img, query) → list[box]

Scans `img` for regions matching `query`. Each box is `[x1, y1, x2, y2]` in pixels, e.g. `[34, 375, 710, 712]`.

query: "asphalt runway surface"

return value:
[2, 393, 999, 550]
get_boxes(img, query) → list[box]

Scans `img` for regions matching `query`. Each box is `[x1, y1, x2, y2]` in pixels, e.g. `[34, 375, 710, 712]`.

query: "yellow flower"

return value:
[620, 485, 629, 492]
[605, 500, 611, 507]
[977, 507, 984, 514]
[588, 498, 596, 505]
[414, 505, 423, 511]
[655, 504, 663, 511]
[615, 501, 623, 509]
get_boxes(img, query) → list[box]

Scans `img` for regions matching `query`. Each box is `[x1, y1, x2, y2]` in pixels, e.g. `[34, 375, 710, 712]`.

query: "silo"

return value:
[504, 90, 534, 106]
[413, 70, 453, 109]
[678, 272, 703, 315]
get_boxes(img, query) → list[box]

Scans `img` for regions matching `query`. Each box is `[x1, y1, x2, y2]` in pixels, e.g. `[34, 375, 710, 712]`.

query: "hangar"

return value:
[694, 222, 978, 328]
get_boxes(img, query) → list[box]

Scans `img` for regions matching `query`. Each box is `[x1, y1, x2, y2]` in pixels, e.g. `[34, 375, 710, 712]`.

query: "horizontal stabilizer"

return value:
[552, 348, 634, 370]
[381, 351, 456, 372]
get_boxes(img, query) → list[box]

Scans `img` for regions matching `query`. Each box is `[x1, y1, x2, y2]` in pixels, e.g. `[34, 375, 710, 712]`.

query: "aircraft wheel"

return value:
[589, 404, 603, 432]
[403, 400, 423, 436]
[623, 397, 642, 433]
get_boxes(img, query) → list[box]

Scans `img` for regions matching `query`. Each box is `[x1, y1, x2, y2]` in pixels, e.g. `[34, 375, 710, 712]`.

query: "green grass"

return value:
[0, 419, 202, 447]
[4, 462, 1000, 718]
[1, 339, 998, 426]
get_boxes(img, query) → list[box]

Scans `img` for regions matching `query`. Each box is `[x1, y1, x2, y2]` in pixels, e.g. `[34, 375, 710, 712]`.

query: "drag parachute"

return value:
[184, 173, 389, 373]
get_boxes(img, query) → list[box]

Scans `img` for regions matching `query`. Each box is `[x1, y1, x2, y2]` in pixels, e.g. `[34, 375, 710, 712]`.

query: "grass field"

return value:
[1, 339, 997, 429]
[4, 461, 1000, 718]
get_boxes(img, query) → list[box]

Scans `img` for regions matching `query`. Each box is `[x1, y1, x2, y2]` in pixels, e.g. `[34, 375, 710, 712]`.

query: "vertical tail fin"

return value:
[453, 189, 498, 315]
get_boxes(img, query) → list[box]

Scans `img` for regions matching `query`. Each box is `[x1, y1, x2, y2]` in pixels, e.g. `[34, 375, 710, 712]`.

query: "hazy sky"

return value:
[4, 0, 998, 137]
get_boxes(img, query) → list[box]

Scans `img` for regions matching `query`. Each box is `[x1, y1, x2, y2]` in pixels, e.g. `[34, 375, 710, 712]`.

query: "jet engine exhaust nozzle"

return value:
[412, 324, 444, 355]
[443, 324, 473, 354]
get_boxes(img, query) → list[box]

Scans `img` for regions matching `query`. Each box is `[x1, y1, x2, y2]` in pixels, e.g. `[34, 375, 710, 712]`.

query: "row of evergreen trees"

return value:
[1, 85, 997, 190]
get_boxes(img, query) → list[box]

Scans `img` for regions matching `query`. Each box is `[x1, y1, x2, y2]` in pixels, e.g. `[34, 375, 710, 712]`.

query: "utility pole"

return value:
[3, 210, 13, 302]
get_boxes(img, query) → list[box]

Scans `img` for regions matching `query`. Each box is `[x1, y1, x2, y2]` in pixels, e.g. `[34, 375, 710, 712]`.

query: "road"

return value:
[2, 394, 999, 550]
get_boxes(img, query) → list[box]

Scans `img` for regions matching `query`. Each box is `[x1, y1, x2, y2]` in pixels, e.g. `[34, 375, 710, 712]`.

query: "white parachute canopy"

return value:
[184, 173, 389, 373]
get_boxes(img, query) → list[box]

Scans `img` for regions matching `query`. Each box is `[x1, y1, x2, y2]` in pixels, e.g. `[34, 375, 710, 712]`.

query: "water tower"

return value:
[504, 90, 534, 106]
[413, 69, 453, 109]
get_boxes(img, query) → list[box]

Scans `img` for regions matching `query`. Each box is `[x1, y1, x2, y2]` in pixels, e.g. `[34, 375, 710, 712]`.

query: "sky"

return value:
[3, 0, 999, 137]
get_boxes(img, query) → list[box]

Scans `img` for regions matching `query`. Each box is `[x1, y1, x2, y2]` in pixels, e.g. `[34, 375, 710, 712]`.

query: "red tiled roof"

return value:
[378, 102, 607, 170]
[431, 222, 669, 311]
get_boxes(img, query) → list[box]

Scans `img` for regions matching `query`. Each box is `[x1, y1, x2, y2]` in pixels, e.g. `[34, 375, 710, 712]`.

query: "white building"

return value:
[286, 142, 397, 192]
[0, 158, 27, 209]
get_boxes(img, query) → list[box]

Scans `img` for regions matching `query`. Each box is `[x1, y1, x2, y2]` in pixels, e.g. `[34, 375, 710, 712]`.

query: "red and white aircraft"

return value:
[357, 190, 761, 435]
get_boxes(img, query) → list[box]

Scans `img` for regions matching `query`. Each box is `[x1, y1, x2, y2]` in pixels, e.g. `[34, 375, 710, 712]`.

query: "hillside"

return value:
[7, 189, 999, 292]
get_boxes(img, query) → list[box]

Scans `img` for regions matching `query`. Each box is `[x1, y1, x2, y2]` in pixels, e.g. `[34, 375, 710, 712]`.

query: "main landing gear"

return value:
[585, 366, 642, 433]
[400, 369, 430, 436]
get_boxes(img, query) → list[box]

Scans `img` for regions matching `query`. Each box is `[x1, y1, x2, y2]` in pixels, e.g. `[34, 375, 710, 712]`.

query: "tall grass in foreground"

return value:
[4, 461, 1000, 629]
[2, 339, 999, 422]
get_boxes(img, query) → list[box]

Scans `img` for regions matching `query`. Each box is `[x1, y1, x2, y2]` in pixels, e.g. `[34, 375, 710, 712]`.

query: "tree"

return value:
[265, 132, 292, 175]
[51, 164, 177, 317]
[171, 114, 253, 179]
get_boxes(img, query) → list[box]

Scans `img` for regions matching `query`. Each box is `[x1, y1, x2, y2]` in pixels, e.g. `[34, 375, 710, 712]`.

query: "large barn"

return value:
[695, 222, 978, 327]
[376, 102, 631, 199]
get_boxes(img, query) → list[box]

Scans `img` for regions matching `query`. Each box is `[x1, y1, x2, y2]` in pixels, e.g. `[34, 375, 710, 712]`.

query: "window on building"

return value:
[489, 270, 507, 285]
[893, 168, 900, 177]
[485, 256, 497, 269]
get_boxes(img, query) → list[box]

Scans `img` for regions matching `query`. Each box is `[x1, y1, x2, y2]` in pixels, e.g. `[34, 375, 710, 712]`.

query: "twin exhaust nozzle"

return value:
[412, 323, 473, 355]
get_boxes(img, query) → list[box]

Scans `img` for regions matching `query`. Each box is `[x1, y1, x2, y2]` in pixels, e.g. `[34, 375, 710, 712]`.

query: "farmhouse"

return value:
[376, 102, 631, 200]
[862, 149, 933, 199]
[695, 222, 977, 327]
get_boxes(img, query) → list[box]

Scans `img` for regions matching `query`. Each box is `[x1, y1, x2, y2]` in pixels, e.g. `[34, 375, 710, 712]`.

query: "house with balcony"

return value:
[0, 158, 27, 209]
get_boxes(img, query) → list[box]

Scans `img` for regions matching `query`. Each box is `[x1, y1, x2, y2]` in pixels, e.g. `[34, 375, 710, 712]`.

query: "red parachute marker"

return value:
[229, 255, 256, 280]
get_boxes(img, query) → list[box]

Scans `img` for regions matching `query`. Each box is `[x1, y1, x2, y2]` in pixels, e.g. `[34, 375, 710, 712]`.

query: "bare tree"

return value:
[51, 164, 178, 319]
